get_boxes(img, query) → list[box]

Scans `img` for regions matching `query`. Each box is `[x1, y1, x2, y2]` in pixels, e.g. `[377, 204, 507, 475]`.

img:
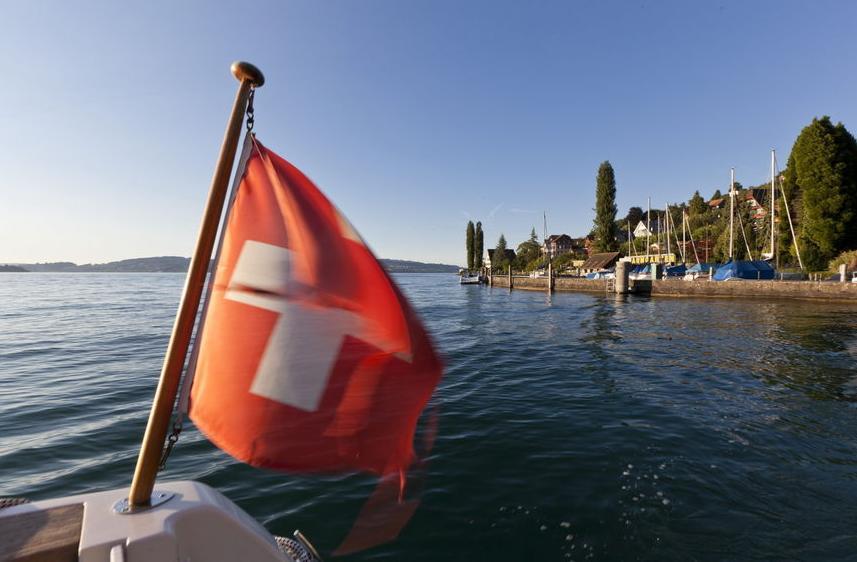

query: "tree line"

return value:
[601, 116, 857, 271]
[470, 115, 857, 274]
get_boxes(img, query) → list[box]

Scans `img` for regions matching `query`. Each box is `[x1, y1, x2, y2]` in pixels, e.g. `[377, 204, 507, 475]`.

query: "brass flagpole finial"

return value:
[127, 61, 264, 509]
[231, 61, 265, 87]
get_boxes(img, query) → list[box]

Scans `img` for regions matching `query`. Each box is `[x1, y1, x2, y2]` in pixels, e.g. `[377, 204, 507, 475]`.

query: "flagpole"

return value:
[128, 61, 264, 508]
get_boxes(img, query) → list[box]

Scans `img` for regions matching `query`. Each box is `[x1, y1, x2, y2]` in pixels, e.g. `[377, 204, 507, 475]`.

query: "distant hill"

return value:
[379, 259, 459, 273]
[11, 257, 190, 273]
[0, 264, 27, 272]
[7, 256, 458, 274]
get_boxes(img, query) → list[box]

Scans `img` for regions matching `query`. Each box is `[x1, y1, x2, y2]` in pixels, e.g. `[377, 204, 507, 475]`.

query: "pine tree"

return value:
[593, 161, 618, 252]
[529, 227, 538, 244]
[494, 234, 508, 271]
[475, 222, 484, 268]
[465, 221, 475, 270]
[689, 191, 707, 216]
[784, 116, 857, 269]
[712, 189, 722, 200]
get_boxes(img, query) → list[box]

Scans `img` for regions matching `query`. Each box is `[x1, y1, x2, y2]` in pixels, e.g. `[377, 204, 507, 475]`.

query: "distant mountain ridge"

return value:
[11, 257, 191, 273]
[5, 256, 459, 273]
[379, 259, 459, 273]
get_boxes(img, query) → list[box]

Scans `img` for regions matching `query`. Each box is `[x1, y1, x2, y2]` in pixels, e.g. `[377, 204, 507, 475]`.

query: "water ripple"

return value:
[2, 273, 857, 560]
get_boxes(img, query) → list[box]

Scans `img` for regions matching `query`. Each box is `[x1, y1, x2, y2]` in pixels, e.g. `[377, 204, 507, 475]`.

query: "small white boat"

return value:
[460, 273, 481, 284]
[0, 481, 317, 562]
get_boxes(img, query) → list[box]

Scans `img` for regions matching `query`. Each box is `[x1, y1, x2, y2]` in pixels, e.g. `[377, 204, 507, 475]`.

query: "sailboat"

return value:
[0, 62, 443, 561]
[713, 167, 776, 281]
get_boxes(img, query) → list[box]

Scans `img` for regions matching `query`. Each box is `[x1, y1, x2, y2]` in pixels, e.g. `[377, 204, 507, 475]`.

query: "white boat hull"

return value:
[0, 481, 296, 562]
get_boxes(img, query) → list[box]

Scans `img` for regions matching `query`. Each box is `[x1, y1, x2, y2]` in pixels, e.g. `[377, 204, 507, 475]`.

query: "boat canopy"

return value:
[713, 260, 775, 281]
[664, 264, 687, 277]
[687, 262, 718, 273]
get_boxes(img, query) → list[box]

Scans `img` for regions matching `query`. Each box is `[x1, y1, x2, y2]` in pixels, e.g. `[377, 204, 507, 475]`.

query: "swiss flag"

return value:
[189, 136, 443, 479]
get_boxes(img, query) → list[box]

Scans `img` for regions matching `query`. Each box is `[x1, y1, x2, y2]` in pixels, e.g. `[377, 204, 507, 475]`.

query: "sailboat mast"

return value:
[543, 211, 549, 262]
[774, 152, 804, 271]
[665, 202, 671, 259]
[729, 168, 735, 260]
[682, 209, 687, 263]
[770, 149, 776, 260]
[628, 220, 634, 257]
[646, 197, 651, 262]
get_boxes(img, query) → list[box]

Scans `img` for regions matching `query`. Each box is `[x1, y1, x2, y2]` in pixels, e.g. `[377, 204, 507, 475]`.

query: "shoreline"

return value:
[489, 274, 857, 303]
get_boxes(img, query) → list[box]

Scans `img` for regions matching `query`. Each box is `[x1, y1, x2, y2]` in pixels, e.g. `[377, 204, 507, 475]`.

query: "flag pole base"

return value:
[113, 491, 175, 514]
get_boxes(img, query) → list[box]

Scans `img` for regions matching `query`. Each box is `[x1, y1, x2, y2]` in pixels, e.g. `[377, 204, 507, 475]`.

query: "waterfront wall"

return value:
[491, 275, 608, 292]
[649, 278, 857, 301]
[488, 274, 857, 301]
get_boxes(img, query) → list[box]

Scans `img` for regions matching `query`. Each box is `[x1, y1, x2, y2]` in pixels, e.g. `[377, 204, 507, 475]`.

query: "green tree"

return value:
[516, 231, 541, 269]
[494, 234, 509, 271]
[625, 206, 644, 227]
[465, 221, 475, 270]
[689, 190, 707, 216]
[475, 221, 484, 268]
[593, 161, 618, 252]
[711, 189, 722, 200]
[783, 116, 857, 269]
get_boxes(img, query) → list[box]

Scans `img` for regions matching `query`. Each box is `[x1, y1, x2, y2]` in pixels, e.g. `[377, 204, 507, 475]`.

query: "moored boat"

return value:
[713, 259, 776, 281]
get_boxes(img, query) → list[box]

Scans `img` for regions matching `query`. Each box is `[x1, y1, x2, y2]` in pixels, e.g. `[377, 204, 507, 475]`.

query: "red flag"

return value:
[189, 137, 442, 479]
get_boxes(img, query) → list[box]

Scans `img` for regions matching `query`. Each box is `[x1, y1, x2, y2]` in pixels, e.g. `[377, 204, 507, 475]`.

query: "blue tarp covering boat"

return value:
[713, 260, 776, 281]
[665, 264, 687, 277]
[687, 262, 718, 273]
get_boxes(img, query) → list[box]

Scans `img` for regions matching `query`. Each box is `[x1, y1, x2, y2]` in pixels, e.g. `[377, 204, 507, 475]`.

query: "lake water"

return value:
[2, 273, 857, 560]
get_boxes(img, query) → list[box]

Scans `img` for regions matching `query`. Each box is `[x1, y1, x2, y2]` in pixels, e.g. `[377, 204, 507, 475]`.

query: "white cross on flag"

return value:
[189, 136, 443, 477]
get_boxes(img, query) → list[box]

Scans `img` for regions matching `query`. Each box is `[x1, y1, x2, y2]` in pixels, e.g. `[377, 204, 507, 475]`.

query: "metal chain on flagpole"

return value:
[157, 86, 259, 474]
[246, 88, 256, 132]
[158, 420, 182, 471]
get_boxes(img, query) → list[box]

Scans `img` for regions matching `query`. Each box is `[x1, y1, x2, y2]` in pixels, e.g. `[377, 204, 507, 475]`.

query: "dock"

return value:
[489, 272, 857, 302]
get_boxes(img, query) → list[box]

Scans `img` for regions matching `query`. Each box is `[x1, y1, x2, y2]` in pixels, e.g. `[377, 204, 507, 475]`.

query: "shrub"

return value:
[828, 249, 857, 273]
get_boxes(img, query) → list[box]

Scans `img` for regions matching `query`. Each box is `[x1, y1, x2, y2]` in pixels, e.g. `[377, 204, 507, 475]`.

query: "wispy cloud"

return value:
[488, 203, 504, 220]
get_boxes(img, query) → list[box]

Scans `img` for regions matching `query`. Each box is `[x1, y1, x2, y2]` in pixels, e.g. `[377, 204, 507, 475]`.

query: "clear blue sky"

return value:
[2, 1, 855, 266]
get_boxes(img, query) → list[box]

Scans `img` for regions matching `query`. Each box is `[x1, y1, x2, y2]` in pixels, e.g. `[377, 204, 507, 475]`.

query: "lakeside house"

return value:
[543, 234, 591, 257]
[580, 251, 621, 273]
[633, 221, 653, 238]
[486, 248, 517, 270]
[544, 234, 574, 256]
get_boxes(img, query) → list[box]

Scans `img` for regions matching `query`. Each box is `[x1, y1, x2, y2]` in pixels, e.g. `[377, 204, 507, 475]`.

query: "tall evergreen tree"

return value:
[712, 189, 722, 200]
[593, 161, 618, 252]
[494, 234, 508, 271]
[783, 116, 857, 269]
[465, 221, 475, 270]
[689, 190, 707, 216]
[475, 222, 484, 268]
[529, 227, 538, 244]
